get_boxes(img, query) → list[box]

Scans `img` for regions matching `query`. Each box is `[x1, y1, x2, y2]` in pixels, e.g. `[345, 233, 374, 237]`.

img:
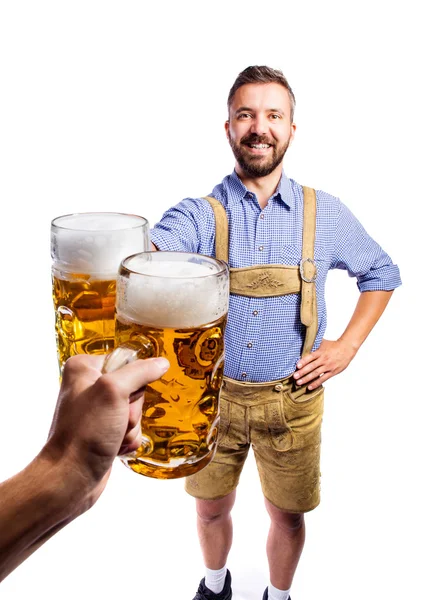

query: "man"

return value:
[151, 66, 401, 600]
[0, 354, 169, 582]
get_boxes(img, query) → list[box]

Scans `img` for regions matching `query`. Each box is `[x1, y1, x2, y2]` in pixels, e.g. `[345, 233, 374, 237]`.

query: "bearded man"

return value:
[150, 65, 401, 600]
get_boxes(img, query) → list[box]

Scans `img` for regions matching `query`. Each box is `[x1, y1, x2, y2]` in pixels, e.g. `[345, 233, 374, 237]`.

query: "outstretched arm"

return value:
[293, 290, 393, 390]
[0, 354, 169, 582]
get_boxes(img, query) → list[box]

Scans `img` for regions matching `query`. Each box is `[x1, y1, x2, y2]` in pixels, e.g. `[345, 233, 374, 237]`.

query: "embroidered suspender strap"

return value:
[203, 196, 229, 263]
[300, 186, 318, 356]
[228, 264, 301, 297]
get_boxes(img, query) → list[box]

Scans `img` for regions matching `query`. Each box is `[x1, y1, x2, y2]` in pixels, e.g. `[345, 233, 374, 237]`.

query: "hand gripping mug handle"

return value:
[102, 339, 155, 373]
[102, 335, 157, 457]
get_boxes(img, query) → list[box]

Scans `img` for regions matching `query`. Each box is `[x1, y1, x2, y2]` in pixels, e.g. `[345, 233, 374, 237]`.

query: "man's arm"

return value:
[149, 197, 216, 255]
[293, 290, 393, 389]
[0, 354, 169, 582]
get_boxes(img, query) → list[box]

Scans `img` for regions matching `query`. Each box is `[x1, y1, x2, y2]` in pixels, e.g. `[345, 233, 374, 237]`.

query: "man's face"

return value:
[226, 82, 296, 178]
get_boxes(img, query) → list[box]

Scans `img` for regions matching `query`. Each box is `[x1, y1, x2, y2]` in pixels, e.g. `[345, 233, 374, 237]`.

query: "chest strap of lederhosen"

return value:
[203, 187, 318, 356]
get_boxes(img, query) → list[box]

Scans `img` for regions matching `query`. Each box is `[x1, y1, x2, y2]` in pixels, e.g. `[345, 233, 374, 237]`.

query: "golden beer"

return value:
[115, 313, 226, 479]
[52, 272, 116, 367]
[107, 251, 229, 479]
[51, 212, 149, 373]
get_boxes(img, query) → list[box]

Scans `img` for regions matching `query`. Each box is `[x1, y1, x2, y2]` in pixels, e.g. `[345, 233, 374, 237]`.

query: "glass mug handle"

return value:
[102, 335, 156, 457]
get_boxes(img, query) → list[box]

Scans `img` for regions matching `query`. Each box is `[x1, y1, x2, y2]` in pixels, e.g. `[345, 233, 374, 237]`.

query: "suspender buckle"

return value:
[299, 258, 317, 283]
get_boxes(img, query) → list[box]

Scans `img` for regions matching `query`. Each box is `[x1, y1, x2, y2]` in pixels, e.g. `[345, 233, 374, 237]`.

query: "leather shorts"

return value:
[185, 375, 324, 513]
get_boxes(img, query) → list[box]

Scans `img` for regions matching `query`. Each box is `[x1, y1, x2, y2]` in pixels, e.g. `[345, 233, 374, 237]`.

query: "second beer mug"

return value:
[104, 251, 229, 479]
[51, 212, 149, 374]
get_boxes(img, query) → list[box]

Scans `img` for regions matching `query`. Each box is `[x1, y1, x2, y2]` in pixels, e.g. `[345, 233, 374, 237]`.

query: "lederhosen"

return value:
[185, 188, 322, 510]
[203, 186, 318, 364]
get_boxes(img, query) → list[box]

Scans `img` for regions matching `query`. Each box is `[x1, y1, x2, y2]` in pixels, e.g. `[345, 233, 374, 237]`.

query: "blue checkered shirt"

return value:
[151, 171, 401, 382]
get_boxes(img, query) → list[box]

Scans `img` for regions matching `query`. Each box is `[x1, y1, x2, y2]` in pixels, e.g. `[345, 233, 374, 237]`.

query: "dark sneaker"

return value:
[193, 570, 232, 600]
[262, 588, 291, 600]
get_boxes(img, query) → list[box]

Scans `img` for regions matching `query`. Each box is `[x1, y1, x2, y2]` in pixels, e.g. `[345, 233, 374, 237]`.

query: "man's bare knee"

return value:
[196, 491, 236, 523]
[265, 497, 305, 532]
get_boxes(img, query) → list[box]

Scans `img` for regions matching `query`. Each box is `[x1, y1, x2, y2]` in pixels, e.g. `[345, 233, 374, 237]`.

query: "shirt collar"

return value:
[227, 170, 294, 210]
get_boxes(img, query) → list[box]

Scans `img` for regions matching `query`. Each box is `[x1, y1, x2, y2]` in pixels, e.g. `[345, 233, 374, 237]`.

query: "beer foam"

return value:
[51, 213, 148, 277]
[126, 255, 218, 278]
[118, 258, 229, 328]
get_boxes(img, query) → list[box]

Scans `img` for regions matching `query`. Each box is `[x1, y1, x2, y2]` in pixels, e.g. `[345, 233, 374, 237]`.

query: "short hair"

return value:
[227, 66, 296, 121]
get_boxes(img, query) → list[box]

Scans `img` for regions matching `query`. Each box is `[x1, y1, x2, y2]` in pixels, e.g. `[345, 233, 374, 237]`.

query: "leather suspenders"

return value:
[203, 187, 318, 356]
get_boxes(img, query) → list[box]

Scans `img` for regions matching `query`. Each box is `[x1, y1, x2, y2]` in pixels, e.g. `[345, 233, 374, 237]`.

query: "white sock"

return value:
[268, 583, 291, 600]
[205, 566, 227, 594]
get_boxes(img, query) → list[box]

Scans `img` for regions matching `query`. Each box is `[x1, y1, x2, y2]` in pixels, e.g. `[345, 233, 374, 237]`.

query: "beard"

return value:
[228, 132, 291, 177]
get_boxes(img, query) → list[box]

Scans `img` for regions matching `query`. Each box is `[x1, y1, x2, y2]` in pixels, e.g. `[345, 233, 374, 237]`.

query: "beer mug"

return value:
[51, 212, 149, 374]
[103, 251, 229, 479]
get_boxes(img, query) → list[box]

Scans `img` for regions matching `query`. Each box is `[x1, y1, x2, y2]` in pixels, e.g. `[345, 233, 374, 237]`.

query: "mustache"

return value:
[240, 134, 275, 146]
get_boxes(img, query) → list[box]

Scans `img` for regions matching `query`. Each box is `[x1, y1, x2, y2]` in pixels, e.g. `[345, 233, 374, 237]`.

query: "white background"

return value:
[0, 1, 434, 599]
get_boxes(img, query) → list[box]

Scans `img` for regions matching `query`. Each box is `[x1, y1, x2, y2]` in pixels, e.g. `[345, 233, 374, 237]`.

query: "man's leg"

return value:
[196, 490, 236, 569]
[252, 382, 324, 596]
[264, 498, 305, 590]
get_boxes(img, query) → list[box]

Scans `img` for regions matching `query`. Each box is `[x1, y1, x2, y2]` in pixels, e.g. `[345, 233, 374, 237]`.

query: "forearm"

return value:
[0, 355, 166, 582]
[0, 450, 93, 582]
[338, 290, 394, 352]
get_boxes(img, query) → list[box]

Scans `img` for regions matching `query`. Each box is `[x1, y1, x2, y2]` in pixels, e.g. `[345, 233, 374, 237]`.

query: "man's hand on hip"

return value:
[293, 338, 357, 390]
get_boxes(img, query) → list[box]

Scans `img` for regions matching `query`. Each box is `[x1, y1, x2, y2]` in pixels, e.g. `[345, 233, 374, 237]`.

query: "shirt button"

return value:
[260, 214, 265, 220]
[247, 342, 253, 348]
[252, 310, 258, 316]
[258, 245, 264, 251]
[241, 372, 247, 378]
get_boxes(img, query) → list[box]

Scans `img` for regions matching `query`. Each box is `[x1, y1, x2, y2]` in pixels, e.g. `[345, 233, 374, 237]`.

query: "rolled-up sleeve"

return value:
[332, 201, 402, 292]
